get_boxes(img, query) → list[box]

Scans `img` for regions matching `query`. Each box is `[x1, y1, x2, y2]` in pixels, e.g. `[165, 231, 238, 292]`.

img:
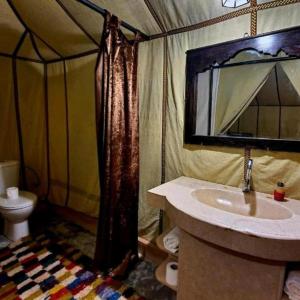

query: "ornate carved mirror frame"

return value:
[185, 26, 300, 151]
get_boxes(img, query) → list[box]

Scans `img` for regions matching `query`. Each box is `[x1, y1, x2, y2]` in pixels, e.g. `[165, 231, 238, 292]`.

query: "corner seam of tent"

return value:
[55, 0, 101, 47]
[143, 0, 167, 34]
[6, 0, 64, 62]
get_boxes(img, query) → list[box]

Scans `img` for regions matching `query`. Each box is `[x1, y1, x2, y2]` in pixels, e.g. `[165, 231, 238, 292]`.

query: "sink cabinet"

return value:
[147, 177, 300, 300]
[178, 230, 285, 300]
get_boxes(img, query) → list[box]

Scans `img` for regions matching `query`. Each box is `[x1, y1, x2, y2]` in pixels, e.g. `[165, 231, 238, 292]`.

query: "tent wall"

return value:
[138, 39, 164, 239]
[0, 58, 19, 161]
[17, 61, 47, 196]
[0, 59, 47, 197]
[138, 3, 300, 240]
[65, 55, 99, 217]
[0, 55, 100, 217]
[1, 1, 300, 240]
[47, 55, 100, 217]
[47, 61, 68, 207]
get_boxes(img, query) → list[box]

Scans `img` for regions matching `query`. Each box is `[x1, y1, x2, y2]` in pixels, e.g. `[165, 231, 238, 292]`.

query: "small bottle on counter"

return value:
[274, 182, 285, 201]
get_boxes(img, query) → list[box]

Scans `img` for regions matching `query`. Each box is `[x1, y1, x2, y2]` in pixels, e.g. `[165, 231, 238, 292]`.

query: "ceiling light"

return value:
[222, 0, 250, 8]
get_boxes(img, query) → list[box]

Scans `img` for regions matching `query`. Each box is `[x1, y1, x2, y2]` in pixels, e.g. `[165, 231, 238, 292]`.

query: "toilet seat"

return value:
[0, 191, 36, 210]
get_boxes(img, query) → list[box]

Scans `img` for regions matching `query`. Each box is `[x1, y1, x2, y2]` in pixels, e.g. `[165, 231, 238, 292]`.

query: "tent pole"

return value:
[12, 59, 27, 190]
[0, 53, 43, 63]
[63, 61, 71, 207]
[56, 0, 100, 47]
[274, 65, 282, 139]
[75, 0, 149, 40]
[13, 30, 28, 56]
[10, 24, 32, 190]
[47, 48, 99, 64]
[44, 64, 51, 200]
[7, 0, 63, 60]
[29, 33, 45, 62]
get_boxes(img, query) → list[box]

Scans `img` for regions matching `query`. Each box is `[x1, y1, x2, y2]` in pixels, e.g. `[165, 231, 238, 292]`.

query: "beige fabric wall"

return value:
[1, 2, 300, 240]
[48, 61, 67, 207]
[0, 55, 100, 217]
[165, 14, 250, 185]
[138, 3, 300, 240]
[138, 38, 164, 239]
[0, 58, 19, 161]
[17, 61, 48, 196]
[47, 55, 100, 217]
[0, 60, 47, 196]
[66, 55, 100, 217]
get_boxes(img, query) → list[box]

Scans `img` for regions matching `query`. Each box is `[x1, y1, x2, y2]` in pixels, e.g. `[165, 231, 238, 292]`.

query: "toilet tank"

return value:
[0, 161, 20, 195]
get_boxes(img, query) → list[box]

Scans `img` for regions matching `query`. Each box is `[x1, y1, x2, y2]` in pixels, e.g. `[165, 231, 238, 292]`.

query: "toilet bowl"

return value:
[0, 191, 37, 241]
[0, 161, 37, 241]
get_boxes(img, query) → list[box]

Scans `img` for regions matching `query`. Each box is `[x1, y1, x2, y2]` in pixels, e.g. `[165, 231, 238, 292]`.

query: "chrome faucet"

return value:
[242, 159, 253, 193]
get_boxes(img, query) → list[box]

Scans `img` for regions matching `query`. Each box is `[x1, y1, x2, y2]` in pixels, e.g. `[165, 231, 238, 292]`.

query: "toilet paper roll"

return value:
[166, 261, 178, 286]
[6, 187, 19, 200]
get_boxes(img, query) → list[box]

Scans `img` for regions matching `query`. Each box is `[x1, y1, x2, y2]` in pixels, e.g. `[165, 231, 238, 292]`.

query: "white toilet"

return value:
[0, 161, 37, 241]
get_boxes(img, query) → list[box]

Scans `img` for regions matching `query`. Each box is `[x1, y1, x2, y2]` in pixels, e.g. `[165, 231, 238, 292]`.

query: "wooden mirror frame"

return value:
[185, 26, 300, 151]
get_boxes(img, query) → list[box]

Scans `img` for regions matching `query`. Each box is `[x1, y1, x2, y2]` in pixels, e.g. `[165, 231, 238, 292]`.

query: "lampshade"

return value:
[222, 0, 250, 8]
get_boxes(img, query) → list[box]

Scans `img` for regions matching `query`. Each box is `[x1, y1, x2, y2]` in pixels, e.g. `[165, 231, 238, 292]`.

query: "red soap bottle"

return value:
[274, 182, 285, 201]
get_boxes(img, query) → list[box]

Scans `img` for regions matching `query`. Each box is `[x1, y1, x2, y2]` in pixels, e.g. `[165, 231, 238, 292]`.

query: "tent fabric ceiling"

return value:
[1, 0, 296, 62]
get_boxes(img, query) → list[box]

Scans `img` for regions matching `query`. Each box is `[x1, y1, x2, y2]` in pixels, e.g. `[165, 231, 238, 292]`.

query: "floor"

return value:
[0, 233, 143, 299]
[29, 213, 176, 300]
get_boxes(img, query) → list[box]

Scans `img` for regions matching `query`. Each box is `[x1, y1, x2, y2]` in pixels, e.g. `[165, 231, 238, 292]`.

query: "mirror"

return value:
[185, 26, 300, 151]
[195, 50, 300, 140]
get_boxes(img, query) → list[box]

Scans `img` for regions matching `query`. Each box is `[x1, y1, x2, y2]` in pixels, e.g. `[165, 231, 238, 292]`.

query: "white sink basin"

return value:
[191, 188, 292, 220]
[148, 177, 300, 299]
[148, 177, 300, 261]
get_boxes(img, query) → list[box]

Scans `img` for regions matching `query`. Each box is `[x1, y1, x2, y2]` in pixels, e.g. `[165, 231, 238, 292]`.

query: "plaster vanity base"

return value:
[178, 231, 285, 300]
[147, 177, 300, 300]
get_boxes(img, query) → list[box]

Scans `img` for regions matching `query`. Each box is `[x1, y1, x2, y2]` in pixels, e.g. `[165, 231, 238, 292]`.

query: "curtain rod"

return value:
[75, 0, 149, 40]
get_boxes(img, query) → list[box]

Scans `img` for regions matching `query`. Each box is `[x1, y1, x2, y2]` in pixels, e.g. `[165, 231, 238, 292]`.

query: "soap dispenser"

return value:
[274, 182, 285, 201]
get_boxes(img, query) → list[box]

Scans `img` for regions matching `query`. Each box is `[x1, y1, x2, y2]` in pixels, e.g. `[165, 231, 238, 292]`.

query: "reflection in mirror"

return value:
[195, 50, 300, 140]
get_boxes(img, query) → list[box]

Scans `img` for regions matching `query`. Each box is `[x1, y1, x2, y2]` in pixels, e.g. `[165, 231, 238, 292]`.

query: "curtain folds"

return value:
[94, 13, 140, 271]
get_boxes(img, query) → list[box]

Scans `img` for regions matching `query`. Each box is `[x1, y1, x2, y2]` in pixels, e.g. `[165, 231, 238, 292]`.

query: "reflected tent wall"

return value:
[1, 0, 300, 241]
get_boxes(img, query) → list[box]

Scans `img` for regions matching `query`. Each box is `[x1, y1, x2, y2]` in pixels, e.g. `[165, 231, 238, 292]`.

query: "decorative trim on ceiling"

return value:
[250, 0, 257, 36]
[143, 0, 168, 187]
[143, 0, 166, 33]
[149, 0, 300, 40]
[161, 37, 168, 184]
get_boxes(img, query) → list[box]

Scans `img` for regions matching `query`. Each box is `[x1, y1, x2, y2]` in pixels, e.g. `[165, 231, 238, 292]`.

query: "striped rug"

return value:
[0, 234, 144, 300]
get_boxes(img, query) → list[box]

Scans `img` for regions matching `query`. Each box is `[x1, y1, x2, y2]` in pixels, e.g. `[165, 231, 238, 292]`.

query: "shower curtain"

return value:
[94, 13, 140, 272]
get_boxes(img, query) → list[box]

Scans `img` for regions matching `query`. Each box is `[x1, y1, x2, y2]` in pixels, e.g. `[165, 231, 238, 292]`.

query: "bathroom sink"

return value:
[191, 188, 292, 220]
[149, 177, 300, 262]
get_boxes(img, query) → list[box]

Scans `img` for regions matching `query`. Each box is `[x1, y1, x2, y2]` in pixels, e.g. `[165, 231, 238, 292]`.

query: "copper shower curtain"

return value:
[94, 14, 140, 271]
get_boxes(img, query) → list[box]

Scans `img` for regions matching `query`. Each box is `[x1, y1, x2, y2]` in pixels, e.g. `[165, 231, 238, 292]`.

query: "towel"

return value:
[284, 271, 300, 300]
[163, 227, 180, 254]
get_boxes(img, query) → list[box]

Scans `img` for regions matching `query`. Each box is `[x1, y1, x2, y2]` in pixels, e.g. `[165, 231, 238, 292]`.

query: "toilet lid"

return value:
[0, 191, 37, 209]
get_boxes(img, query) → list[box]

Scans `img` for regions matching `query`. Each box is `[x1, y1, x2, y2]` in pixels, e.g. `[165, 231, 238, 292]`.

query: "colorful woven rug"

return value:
[0, 233, 144, 300]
